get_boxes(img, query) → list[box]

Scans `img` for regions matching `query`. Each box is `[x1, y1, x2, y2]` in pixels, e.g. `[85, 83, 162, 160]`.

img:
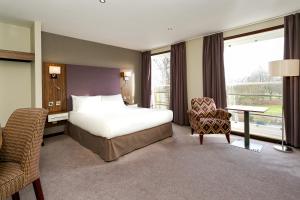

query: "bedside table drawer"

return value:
[48, 113, 68, 122]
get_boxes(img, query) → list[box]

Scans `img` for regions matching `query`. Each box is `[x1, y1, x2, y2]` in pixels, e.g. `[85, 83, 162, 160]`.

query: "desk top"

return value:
[226, 105, 268, 113]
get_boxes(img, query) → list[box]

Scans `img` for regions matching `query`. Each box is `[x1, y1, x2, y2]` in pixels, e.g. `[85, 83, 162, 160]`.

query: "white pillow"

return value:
[71, 95, 102, 112]
[101, 94, 125, 109]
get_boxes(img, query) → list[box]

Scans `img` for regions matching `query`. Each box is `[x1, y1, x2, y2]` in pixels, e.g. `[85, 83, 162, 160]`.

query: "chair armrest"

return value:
[215, 109, 231, 120]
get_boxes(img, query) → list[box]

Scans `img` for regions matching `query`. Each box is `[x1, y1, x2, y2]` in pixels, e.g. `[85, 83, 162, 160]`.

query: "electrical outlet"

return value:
[56, 101, 61, 106]
[48, 101, 54, 107]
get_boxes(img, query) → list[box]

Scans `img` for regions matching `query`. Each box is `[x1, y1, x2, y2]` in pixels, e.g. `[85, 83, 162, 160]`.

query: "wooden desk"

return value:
[226, 105, 268, 152]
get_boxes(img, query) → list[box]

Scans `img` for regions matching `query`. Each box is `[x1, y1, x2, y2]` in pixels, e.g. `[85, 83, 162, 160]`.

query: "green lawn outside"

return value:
[262, 105, 282, 116]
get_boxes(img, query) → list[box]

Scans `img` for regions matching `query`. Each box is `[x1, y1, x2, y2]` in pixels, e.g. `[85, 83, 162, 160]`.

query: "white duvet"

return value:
[68, 107, 173, 139]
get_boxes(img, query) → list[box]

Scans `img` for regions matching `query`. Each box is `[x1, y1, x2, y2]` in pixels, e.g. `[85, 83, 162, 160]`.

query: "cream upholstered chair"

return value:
[188, 97, 231, 144]
[0, 108, 48, 200]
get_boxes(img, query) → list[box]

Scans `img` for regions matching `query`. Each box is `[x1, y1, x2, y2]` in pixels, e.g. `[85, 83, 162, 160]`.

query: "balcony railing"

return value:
[227, 93, 282, 139]
[228, 93, 282, 98]
[151, 86, 170, 109]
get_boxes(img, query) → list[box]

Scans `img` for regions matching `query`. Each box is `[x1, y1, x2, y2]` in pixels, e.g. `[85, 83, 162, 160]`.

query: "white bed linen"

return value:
[69, 107, 173, 139]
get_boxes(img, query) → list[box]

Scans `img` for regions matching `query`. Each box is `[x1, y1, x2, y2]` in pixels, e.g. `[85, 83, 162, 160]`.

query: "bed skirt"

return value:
[67, 122, 173, 162]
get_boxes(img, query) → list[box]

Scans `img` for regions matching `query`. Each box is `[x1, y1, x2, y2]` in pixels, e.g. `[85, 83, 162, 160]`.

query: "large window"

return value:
[151, 52, 171, 109]
[224, 28, 284, 139]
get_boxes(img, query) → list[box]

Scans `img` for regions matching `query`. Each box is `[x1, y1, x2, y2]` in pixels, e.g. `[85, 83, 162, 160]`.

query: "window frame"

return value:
[224, 25, 284, 41]
[150, 50, 171, 109]
[151, 50, 171, 56]
[223, 25, 284, 143]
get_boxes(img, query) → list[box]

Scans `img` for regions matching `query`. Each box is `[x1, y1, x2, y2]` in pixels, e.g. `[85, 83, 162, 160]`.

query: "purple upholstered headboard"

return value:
[66, 64, 121, 111]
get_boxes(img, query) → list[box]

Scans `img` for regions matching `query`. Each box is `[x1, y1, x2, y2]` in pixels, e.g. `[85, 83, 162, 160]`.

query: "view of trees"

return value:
[227, 66, 282, 107]
[151, 52, 171, 109]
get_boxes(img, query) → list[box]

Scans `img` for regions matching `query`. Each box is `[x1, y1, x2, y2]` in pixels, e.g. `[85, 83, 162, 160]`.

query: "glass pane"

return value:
[151, 52, 171, 109]
[224, 29, 284, 139]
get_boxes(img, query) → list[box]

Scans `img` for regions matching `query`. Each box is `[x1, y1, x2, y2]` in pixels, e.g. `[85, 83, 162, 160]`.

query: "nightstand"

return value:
[127, 104, 138, 108]
[44, 112, 68, 137]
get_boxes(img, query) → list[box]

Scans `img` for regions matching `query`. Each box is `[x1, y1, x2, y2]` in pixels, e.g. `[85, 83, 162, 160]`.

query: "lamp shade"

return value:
[123, 71, 132, 77]
[268, 59, 300, 77]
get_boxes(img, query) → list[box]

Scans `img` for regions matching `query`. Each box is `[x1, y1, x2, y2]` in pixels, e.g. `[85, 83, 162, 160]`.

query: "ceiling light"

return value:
[99, 0, 106, 3]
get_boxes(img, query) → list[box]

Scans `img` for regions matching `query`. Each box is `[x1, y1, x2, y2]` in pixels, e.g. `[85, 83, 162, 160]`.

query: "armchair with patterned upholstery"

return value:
[0, 108, 48, 200]
[188, 97, 231, 144]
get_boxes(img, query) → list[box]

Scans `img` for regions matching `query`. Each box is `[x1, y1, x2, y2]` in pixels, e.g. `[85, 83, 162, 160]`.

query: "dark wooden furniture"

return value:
[226, 105, 268, 152]
[44, 112, 68, 137]
[0, 49, 34, 62]
[42, 63, 67, 113]
[42, 63, 67, 138]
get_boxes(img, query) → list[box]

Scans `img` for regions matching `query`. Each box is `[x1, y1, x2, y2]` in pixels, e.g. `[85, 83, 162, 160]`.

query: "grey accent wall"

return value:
[42, 32, 141, 104]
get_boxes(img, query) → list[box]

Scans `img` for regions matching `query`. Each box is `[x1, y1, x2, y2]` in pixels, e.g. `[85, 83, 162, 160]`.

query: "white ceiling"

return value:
[0, 0, 299, 51]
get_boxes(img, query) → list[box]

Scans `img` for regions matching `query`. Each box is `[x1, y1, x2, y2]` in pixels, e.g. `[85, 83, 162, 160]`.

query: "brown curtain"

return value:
[203, 33, 227, 108]
[283, 13, 300, 147]
[170, 42, 189, 125]
[141, 51, 151, 108]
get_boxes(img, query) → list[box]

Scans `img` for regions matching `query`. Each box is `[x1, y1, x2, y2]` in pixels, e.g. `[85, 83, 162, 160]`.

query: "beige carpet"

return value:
[17, 124, 300, 200]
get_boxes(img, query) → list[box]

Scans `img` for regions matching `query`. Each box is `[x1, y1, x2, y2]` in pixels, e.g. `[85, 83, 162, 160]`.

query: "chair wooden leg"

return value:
[199, 135, 203, 144]
[33, 178, 44, 200]
[226, 134, 230, 144]
[191, 128, 194, 135]
[12, 192, 20, 200]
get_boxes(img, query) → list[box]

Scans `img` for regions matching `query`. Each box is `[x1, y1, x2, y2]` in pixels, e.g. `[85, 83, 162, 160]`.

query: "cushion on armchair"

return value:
[196, 118, 231, 135]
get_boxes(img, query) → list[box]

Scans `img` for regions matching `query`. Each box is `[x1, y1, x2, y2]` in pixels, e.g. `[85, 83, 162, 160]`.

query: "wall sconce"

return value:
[120, 71, 132, 81]
[49, 65, 61, 79]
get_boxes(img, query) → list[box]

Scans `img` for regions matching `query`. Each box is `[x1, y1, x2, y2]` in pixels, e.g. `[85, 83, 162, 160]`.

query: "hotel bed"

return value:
[65, 64, 173, 161]
[67, 94, 173, 161]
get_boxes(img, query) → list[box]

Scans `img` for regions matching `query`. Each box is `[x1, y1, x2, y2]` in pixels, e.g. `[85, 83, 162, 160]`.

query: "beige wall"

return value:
[0, 21, 33, 126]
[186, 38, 203, 108]
[32, 21, 43, 107]
[0, 22, 31, 52]
[185, 17, 284, 108]
[42, 32, 142, 104]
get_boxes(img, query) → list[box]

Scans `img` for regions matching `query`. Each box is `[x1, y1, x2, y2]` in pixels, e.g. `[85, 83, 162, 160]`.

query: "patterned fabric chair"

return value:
[188, 97, 231, 144]
[0, 108, 48, 200]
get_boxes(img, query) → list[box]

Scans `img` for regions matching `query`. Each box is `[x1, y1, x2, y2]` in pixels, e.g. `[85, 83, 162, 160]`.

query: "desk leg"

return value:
[244, 111, 250, 149]
[231, 110, 263, 152]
